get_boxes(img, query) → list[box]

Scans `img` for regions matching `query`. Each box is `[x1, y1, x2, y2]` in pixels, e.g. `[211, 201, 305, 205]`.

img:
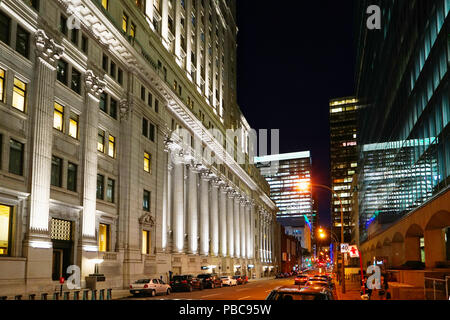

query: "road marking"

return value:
[236, 288, 249, 292]
[201, 293, 220, 298]
[238, 296, 251, 300]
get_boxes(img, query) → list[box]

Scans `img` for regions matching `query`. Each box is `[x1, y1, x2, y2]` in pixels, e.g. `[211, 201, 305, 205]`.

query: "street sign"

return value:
[340, 243, 349, 253]
[349, 245, 359, 258]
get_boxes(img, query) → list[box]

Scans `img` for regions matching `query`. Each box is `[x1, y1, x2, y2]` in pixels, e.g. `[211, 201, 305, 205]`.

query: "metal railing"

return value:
[0, 289, 113, 301]
[424, 277, 450, 300]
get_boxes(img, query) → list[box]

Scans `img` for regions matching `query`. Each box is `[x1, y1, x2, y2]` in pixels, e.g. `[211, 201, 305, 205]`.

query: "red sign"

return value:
[349, 245, 359, 258]
[59, 277, 65, 284]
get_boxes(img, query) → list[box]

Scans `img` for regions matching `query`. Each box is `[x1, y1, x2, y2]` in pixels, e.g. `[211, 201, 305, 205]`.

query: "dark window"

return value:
[0, 11, 10, 45]
[141, 86, 146, 101]
[149, 123, 155, 142]
[9, 139, 23, 176]
[60, 15, 68, 36]
[81, 34, 88, 53]
[102, 54, 108, 72]
[15, 25, 30, 58]
[51, 156, 62, 187]
[70, 28, 78, 45]
[67, 162, 77, 192]
[110, 98, 117, 119]
[106, 178, 115, 203]
[26, 0, 40, 11]
[118, 68, 123, 85]
[96, 174, 104, 200]
[148, 92, 153, 107]
[143, 190, 150, 211]
[155, 99, 159, 113]
[99, 92, 107, 112]
[142, 118, 148, 137]
[110, 61, 116, 78]
[57, 60, 68, 85]
[71, 68, 81, 94]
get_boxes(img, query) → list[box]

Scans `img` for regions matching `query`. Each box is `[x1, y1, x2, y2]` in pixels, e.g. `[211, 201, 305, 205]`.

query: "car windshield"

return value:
[271, 292, 326, 301]
[233, 276, 240, 279]
[173, 276, 187, 281]
[221, 277, 229, 279]
[135, 279, 150, 284]
[197, 275, 210, 278]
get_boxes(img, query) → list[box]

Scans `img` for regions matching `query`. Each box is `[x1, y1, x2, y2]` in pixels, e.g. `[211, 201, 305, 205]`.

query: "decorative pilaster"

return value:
[210, 179, 220, 257]
[233, 193, 241, 259]
[199, 170, 212, 256]
[219, 183, 228, 257]
[172, 152, 185, 253]
[187, 164, 199, 254]
[27, 30, 64, 241]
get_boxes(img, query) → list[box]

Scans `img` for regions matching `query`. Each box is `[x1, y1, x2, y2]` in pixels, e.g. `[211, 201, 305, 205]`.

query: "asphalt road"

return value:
[120, 277, 298, 301]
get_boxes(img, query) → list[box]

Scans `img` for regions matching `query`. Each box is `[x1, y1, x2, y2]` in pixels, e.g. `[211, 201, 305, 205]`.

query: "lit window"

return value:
[69, 113, 79, 139]
[130, 23, 136, 38]
[98, 223, 109, 252]
[108, 135, 115, 158]
[53, 102, 64, 131]
[144, 152, 151, 173]
[12, 78, 26, 112]
[0, 205, 12, 256]
[122, 13, 128, 33]
[142, 230, 150, 255]
[0, 68, 5, 102]
[97, 129, 105, 153]
[101, 0, 108, 10]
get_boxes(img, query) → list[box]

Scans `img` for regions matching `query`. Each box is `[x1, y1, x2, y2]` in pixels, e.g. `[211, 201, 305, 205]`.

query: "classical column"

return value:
[26, 30, 64, 244]
[187, 165, 199, 254]
[263, 213, 268, 263]
[259, 211, 263, 262]
[81, 70, 106, 245]
[174, 0, 182, 63]
[144, 0, 154, 29]
[210, 179, 220, 257]
[245, 202, 251, 260]
[219, 183, 228, 257]
[233, 193, 241, 258]
[240, 198, 246, 259]
[200, 171, 211, 256]
[250, 204, 256, 260]
[172, 155, 185, 253]
[161, 0, 169, 48]
[161, 141, 172, 251]
[227, 189, 235, 258]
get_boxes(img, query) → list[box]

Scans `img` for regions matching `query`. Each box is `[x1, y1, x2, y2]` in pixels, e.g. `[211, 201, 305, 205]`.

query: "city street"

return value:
[120, 278, 301, 301]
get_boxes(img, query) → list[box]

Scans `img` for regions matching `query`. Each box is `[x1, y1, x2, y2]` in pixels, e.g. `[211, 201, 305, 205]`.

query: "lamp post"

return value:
[298, 182, 346, 294]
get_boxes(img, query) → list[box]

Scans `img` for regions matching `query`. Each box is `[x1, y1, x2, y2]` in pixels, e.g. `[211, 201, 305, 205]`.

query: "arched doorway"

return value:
[382, 238, 392, 268]
[425, 210, 450, 268]
[391, 232, 404, 267]
[405, 224, 424, 263]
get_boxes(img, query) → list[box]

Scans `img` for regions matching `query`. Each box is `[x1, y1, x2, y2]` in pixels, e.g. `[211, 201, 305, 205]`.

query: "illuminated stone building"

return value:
[0, 0, 279, 295]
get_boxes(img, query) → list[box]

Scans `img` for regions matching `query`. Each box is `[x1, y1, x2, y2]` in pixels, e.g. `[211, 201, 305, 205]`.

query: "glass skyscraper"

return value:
[356, 0, 449, 242]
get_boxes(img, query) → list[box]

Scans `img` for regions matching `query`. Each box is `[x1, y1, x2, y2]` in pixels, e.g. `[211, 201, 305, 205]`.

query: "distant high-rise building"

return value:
[329, 97, 359, 243]
[255, 152, 315, 232]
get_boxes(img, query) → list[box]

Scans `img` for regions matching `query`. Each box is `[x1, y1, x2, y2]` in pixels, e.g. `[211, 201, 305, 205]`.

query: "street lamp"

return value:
[297, 181, 347, 294]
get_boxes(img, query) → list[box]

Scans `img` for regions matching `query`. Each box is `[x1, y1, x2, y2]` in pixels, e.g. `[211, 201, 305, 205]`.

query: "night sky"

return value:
[236, 1, 357, 228]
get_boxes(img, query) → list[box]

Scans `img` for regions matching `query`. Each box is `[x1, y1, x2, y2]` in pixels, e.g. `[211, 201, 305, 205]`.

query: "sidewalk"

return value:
[334, 282, 363, 300]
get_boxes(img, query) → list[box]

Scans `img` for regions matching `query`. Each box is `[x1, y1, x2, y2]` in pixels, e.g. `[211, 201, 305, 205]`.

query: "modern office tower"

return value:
[355, 1, 449, 268]
[329, 97, 359, 244]
[255, 152, 315, 234]
[0, 0, 280, 295]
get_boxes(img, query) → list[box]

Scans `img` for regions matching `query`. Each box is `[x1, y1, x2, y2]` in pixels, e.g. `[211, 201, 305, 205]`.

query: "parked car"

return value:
[266, 286, 334, 301]
[294, 275, 309, 286]
[130, 279, 171, 297]
[170, 275, 203, 292]
[305, 280, 333, 290]
[221, 276, 238, 286]
[197, 274, 223, 289]
[233, 275, 248, 285]
[276, 273, 285, 279]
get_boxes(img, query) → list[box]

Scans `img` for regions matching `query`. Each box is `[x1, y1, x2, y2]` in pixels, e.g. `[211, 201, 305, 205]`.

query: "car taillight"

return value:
[130, 285, 133, 289]
[144, 284, 148, 289]
[181, 280, 188, 284]
[170, 281, 173, 285]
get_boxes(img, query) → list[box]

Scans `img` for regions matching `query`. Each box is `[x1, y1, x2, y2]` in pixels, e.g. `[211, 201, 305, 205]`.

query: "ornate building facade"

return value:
[0, 0, 279, 295]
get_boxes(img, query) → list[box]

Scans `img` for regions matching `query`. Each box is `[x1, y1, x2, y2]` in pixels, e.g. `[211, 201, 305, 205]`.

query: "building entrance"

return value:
[51, 219, 73, 281]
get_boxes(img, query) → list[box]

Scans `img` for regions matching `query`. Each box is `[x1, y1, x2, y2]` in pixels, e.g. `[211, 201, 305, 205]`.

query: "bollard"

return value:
[41, 293, 48, 300]
[106, 289, 112, 300]
[99, 289, 105, 300]
[82, 290, 89, 300]
[15, 295, 22, 300]
[63, 292, 70, 300]
[53, 292, 59, 300]
[74, 291, 80, 301]
[29, 294, 36, 300]
[91, 290, 97, 301]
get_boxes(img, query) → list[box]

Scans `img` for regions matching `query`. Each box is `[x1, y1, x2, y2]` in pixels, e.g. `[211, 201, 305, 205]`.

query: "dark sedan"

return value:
[266, 286, 334, 301]
[170, 275, 203, 292]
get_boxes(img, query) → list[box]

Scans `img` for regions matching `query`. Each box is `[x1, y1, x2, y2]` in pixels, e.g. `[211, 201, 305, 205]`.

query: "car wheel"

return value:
[166, 289, 171, 295]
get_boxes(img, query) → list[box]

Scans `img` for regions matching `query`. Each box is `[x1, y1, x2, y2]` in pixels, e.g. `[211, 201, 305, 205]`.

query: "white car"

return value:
[130, 279, 171, 297]
[221, 276, 238, 286]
